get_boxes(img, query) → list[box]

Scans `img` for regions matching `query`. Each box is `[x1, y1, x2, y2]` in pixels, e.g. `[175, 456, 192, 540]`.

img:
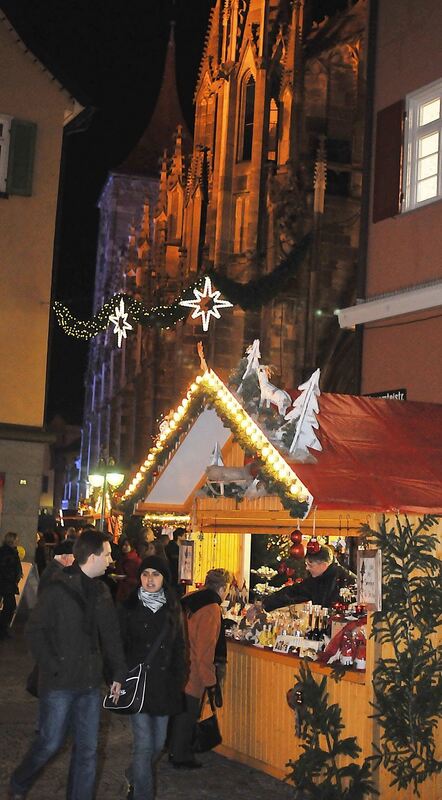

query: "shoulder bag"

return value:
[103, 623, 168, 715]
[193, 688, 222, 752]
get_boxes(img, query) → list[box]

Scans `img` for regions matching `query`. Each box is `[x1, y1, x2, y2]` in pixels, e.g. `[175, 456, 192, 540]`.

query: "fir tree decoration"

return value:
[284, 368, 322, 460]
[361, 514, 442, 795]
[287, 662, 378, 799]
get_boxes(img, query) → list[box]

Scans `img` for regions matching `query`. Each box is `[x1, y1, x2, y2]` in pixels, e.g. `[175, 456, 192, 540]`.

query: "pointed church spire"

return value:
[117, 21, 192, 177]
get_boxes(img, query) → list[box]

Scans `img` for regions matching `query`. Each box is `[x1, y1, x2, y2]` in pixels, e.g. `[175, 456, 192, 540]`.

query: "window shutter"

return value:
[7, 119, 37, 196]
[372, 100, 404, 223]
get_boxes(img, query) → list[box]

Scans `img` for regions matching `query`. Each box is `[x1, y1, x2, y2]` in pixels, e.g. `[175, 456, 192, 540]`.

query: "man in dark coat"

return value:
[263, 545, 356, 612]
[9, 530, 126, 800]
[0, 531, 23, 639]
[37, 539, 74, 595]
[165, 526, 186, 596]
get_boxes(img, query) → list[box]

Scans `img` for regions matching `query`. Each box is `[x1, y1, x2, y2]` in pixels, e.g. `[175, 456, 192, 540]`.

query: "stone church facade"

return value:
[80, 0, 367, 493]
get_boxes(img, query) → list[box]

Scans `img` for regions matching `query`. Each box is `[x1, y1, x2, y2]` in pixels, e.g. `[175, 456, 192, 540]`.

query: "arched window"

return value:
[267, 98, 279, 161]
[238, 74, 255, 161]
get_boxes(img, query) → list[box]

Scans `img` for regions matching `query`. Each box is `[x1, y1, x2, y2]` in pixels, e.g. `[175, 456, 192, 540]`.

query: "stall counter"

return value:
[216, 639, 370, 781]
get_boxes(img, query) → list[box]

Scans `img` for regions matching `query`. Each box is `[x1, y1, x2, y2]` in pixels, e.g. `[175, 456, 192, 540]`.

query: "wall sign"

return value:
[178, 539, 195, 584]
[357, 549, 382, 611]
[364, 388, 407, 400]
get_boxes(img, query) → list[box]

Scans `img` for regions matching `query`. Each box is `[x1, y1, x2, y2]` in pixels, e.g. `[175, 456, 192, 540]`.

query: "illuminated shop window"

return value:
[403, 79, 442, 212]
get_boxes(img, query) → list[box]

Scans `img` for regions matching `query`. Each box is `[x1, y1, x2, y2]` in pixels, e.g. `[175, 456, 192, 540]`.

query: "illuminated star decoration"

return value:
[179, 276, 233, 331]
[109, 298, 133, 347]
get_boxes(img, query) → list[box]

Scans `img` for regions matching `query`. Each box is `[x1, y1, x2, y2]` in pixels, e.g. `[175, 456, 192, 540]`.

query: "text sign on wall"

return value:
[364, 388, 407, 400]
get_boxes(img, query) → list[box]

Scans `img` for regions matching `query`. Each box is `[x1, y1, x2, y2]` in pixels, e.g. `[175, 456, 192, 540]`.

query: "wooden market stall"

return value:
[120, 368, 442, 800]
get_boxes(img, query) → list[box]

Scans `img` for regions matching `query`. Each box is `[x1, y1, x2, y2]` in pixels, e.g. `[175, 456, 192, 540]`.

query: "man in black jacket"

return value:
[262, 545, 355, 612]
[9, 530, 126, 800]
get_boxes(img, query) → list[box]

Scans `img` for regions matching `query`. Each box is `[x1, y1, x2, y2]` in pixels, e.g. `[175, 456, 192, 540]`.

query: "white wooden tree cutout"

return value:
[238, 339, 261, 394]
[285, 368, 322, 459]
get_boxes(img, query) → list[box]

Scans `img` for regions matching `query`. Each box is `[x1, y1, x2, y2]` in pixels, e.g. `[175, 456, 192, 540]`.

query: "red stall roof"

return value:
[289, 393, 442, 514]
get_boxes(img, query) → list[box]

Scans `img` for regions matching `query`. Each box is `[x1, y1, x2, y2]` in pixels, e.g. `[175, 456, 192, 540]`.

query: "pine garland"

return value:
[362, 514, 442, 794]
[54, 234, 311, 339]
[287, 662, 378, 799]
[210, 233, 311, 311]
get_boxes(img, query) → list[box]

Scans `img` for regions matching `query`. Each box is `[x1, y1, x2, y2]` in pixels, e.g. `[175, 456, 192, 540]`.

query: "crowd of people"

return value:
[1, 524, 230, 800]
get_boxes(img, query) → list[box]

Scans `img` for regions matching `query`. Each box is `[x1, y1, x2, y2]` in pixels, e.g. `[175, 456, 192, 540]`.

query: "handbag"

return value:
[103, 624, 168, 715]
[193, 689, 222, 753]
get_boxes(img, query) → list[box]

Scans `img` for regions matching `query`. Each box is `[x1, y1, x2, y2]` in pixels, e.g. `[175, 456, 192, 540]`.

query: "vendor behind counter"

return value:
[262, 545, 355, 612]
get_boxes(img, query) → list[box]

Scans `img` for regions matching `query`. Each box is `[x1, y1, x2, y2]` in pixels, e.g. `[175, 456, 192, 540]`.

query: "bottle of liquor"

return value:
[305, 609, 316, 640]
[312, 615, 323, 642]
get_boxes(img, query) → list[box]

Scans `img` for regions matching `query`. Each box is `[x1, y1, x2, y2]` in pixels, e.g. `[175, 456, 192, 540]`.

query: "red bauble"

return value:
[278, 562, 287, 575]
[289, 542, 305, 559]
[307, 536, 321, 554]
[285, 578, 294, 586]
[290, 529, 303, 545]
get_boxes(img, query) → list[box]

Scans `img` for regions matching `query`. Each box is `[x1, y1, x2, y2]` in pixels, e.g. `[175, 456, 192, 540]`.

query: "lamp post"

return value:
[88, 457, 125, 532]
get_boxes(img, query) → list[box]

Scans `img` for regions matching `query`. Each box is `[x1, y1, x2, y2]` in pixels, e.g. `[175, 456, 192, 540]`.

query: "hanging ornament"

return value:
[109, 298, 133, 347]
[307, 536, 321, 555]
[290, 542, 305, 560]
[290, 529, 303, 545]
[179, 276, 233, 331]
[278, 561, 287, 575]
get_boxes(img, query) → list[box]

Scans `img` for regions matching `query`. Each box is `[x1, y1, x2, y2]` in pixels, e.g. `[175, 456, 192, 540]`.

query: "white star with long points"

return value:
[109, 298, 133, 347]
[179, 276, 233, 332]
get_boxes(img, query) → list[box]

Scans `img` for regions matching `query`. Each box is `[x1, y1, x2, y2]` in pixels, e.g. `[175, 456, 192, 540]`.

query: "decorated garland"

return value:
[53, 234, 311, 341]
[118, 368, 312, 520]
[362, 514, 442, 794]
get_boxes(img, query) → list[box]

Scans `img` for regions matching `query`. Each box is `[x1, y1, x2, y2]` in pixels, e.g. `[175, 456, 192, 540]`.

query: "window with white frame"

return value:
[403, 78, 442, 211]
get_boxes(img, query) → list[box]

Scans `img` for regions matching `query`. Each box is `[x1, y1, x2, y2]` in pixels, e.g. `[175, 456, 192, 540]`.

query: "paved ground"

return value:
[0, 627, 294, 800]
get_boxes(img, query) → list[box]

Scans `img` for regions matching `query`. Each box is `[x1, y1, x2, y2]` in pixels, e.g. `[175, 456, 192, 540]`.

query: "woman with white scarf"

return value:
[119, 555, 186, 800]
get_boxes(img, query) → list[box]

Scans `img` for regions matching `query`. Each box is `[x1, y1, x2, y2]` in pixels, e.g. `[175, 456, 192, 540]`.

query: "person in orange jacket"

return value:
[169, 568, 230, 769]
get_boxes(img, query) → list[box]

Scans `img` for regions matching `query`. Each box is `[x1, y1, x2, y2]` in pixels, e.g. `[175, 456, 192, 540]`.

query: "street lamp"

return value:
[88, 457, 125, 532]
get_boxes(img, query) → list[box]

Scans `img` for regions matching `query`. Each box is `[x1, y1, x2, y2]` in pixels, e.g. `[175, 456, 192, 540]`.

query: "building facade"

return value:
[0, 13, 82, 556]
[80, 0, 368, 495]
[338, 0, 442, 403]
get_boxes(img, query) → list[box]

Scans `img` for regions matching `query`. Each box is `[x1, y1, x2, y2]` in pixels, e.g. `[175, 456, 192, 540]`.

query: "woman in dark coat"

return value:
[0, 531, 23, 639]
[118, 555, 186, 800]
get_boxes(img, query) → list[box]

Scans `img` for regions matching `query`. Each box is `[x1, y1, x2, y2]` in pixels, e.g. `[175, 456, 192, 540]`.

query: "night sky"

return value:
[1, 0, 347, 426]
[1, 0, 212, 424]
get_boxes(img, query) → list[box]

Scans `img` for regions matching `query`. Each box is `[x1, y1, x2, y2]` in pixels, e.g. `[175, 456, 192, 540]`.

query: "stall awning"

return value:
[289, 393, 442, 513]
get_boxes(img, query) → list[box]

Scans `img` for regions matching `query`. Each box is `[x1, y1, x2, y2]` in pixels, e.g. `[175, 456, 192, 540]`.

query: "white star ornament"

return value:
[179, 276, 233, 332]
[109, 298, 133, 347]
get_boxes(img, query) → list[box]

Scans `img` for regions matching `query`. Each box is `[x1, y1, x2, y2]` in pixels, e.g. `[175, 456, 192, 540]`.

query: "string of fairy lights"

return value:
[119, 369, 313, 518]
[53, 279, 208, 340]
[143, 513, 190, 527]
[53, 235, 312, 342]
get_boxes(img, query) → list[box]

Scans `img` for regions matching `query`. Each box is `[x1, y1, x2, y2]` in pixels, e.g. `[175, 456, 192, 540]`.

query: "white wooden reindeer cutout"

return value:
[257, 365, 292, 416]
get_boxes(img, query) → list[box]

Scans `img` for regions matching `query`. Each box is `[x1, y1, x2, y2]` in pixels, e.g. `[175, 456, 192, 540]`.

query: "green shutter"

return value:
[7, 119, 37, 196]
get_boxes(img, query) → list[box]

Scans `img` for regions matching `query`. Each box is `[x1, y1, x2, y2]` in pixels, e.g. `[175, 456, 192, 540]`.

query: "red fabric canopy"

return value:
[285, 393, 442, 513]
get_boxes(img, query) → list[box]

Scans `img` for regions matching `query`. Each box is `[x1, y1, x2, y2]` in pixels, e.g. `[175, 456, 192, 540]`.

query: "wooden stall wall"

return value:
[217, 643, 370, 781]
[190, 531, 245, 588]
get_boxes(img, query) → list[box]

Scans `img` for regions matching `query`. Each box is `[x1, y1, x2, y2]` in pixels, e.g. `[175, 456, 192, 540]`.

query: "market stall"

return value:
[118, 353, 442, 799]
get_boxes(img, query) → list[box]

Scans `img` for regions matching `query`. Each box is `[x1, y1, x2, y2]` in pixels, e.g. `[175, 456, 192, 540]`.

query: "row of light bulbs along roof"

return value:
[121, 370, 310, 504]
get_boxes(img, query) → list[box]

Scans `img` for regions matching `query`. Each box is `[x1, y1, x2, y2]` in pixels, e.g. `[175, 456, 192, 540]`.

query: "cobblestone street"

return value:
[0, 628, 294, 800]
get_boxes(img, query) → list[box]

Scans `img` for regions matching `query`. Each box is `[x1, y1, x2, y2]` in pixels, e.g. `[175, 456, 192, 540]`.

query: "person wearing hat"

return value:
[169, 567, 230, 769]
[118, 556, 186, 800]
[37, 540, 75, 595]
